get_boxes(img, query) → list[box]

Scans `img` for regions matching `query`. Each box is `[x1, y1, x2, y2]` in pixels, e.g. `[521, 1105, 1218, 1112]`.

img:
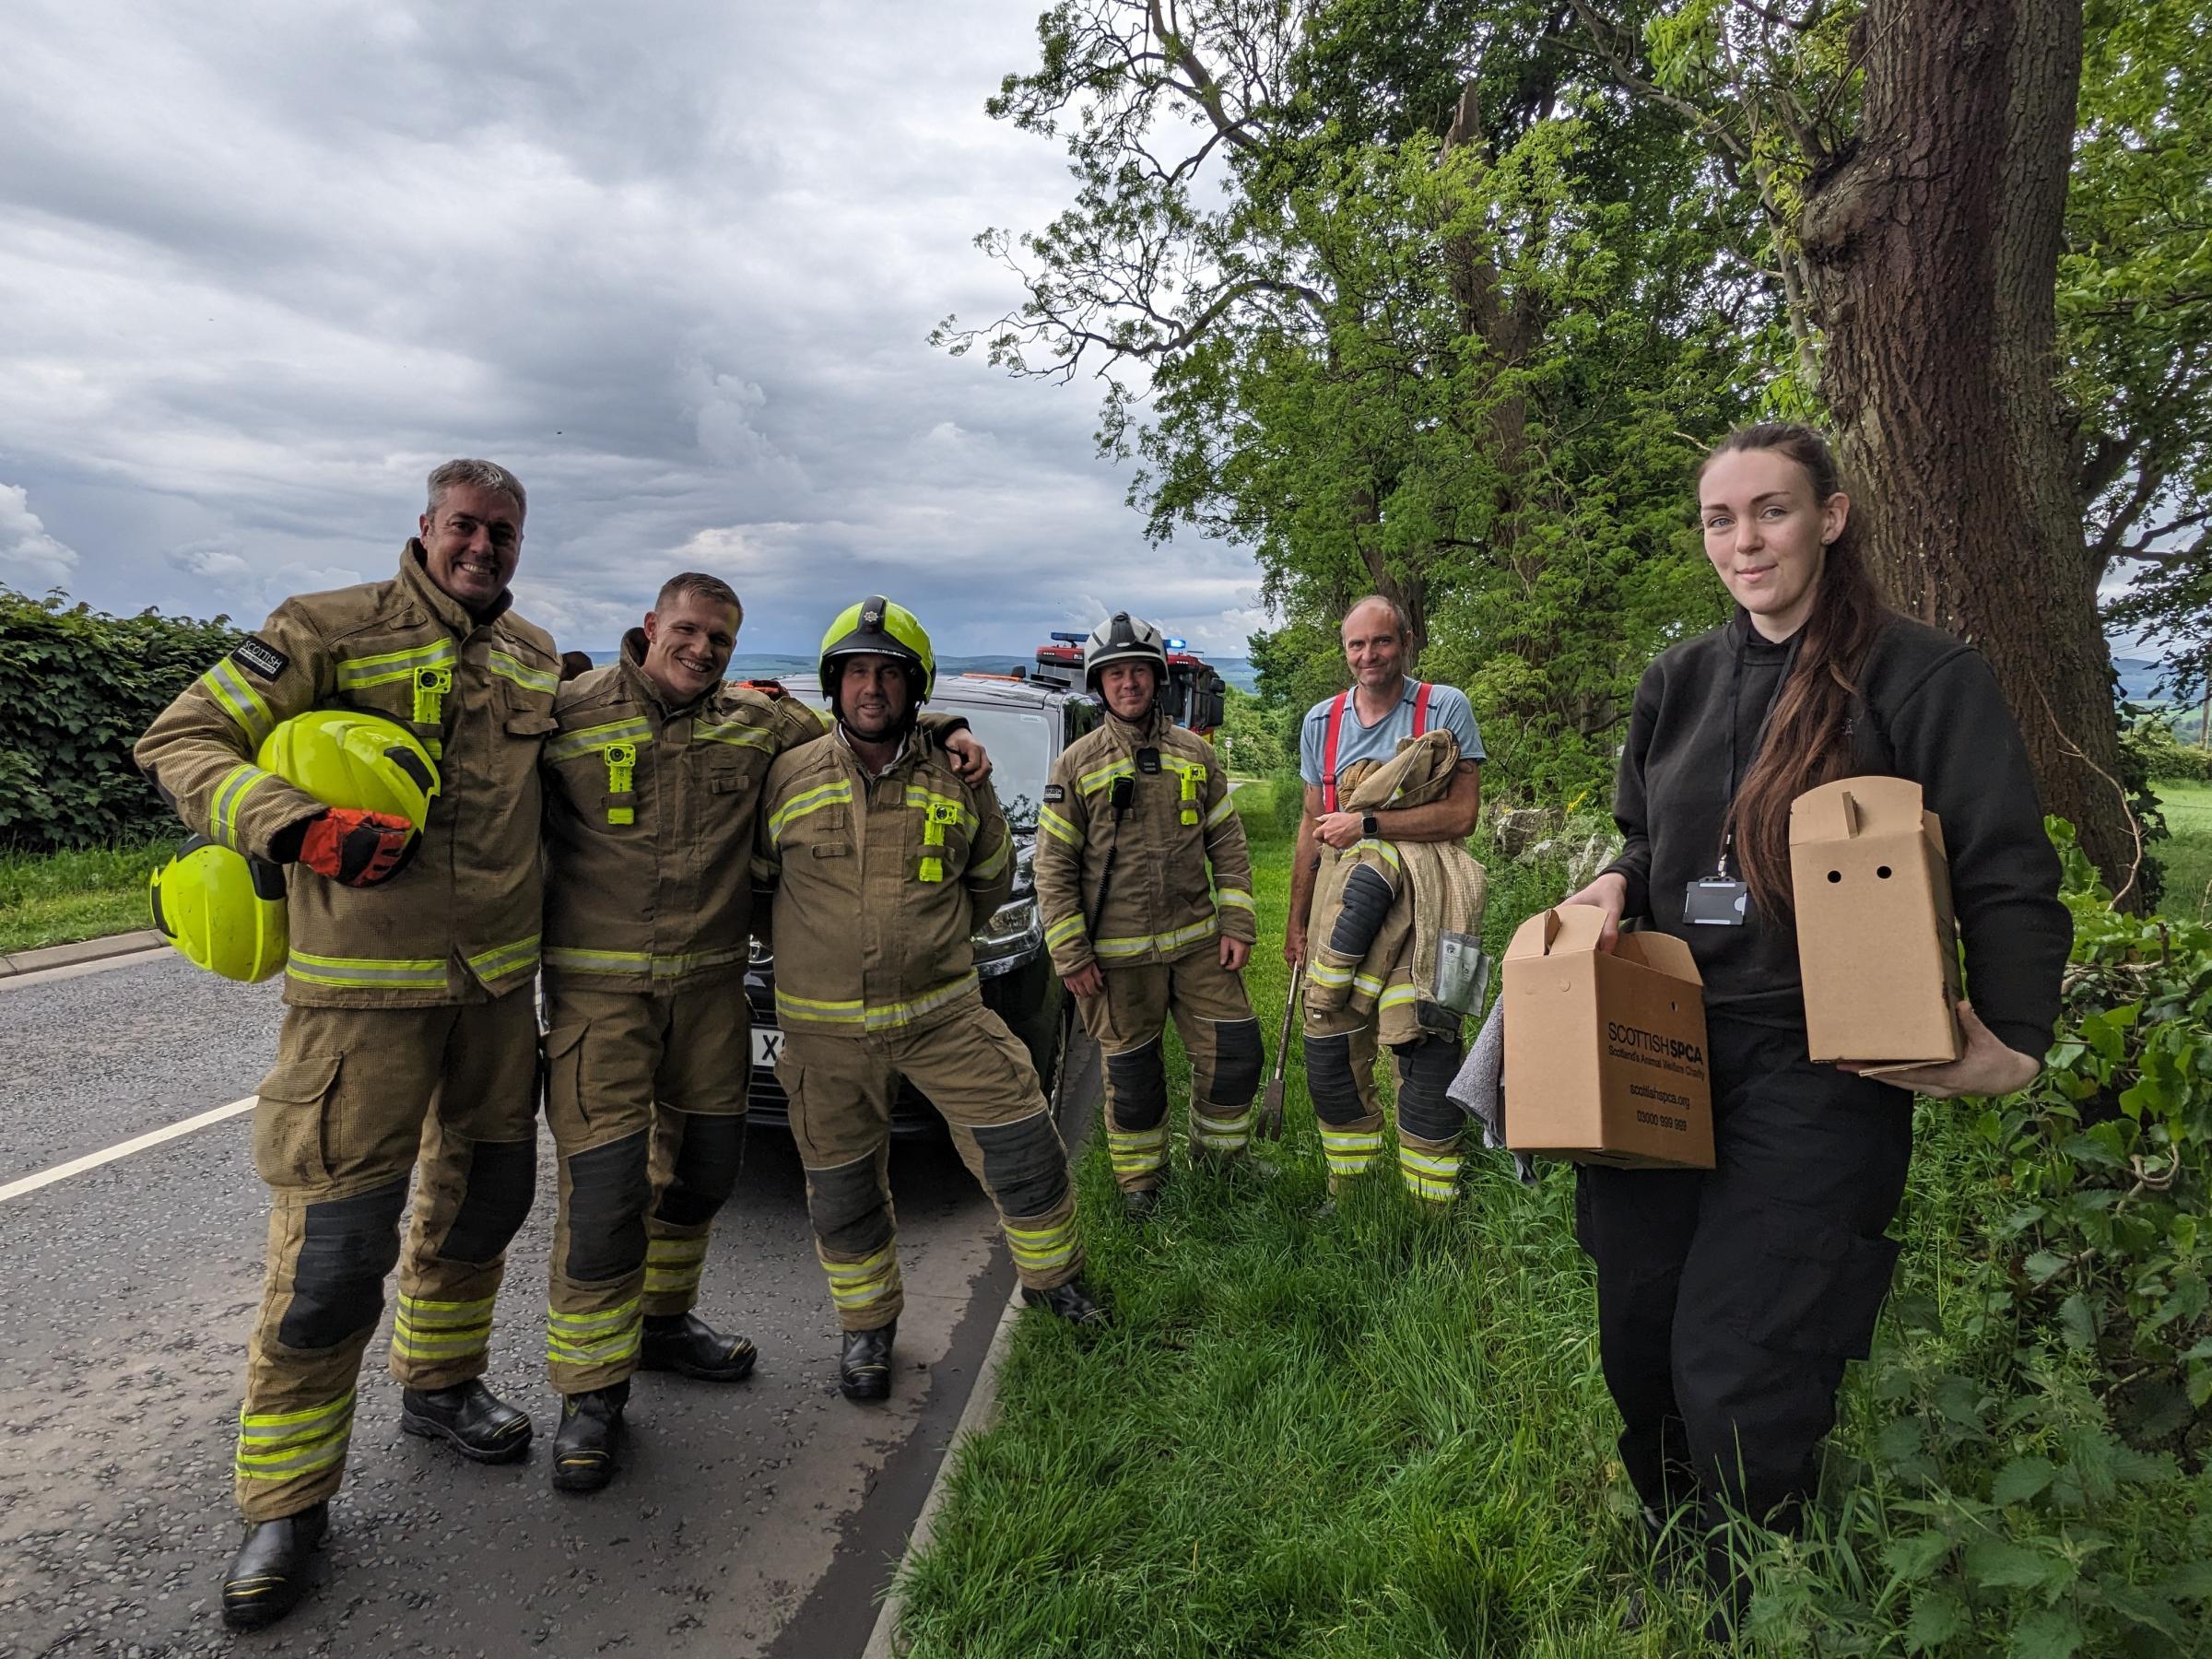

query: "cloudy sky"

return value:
[0, 1, 1269, 656]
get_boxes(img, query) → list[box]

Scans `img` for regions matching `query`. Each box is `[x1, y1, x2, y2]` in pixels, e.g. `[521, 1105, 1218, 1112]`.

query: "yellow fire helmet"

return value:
[256, 708, 441, 830]
[818, 594, 936, 702]
[148, 838, 289, 982]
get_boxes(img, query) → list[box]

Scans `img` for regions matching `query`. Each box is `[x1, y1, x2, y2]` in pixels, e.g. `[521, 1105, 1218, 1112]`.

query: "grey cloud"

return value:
[0, 1, 1270, 657]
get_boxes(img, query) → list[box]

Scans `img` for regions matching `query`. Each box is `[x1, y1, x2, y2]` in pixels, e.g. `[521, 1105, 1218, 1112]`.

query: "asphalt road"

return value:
[0, 949, 1096, 1659]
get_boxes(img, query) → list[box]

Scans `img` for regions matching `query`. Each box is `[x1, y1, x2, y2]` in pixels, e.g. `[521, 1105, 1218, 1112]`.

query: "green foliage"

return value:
[2124, 712, 2212, 784]
[1218, 684, 1291, 777]
[0, 585, 239, 853]
[900, 830, 2212, 1658]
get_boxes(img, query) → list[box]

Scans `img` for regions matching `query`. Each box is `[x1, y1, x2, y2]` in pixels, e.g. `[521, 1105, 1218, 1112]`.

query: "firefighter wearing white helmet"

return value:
[759, 595, 1107, 1404]
[134, 460, 560, 1633]
[1031, 612, 1264, 1218]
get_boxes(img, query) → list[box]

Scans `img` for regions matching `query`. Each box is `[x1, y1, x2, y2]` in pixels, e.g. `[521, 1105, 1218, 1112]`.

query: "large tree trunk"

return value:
[1800, 0, 2139, 902]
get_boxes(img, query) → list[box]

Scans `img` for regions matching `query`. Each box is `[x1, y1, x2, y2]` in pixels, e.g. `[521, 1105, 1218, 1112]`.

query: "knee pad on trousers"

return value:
[1206, 1018, 1264, 1106]
[1325, 865, 1395, 959]
[1104, 1040, 1169, 1131]
[439, 1135, 539, 1266]
[277, 1176, 407, 1351]
[970, 1113, 1069, 1218]
[654, 1111, 747, 1228]
[1304, 1031, 1367, 1126]
[806, 1154, 894, 1257]
[559, 1132, 650, 1282]
[1392, 1035, 1465, 1143]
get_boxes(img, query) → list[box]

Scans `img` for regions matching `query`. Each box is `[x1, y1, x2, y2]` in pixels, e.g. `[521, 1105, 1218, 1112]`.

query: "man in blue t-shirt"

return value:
[1289, 595, 1484, 1205]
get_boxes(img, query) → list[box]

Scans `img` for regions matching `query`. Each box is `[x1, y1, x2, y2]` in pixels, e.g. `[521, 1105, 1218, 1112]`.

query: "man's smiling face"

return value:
[418, 482, 523, 611]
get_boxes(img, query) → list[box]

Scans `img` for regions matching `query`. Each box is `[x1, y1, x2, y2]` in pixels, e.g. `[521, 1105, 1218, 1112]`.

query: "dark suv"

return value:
[744, 671, 1098, 1134]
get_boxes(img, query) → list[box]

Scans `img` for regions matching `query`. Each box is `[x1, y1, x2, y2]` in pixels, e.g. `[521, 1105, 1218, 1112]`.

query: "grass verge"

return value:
[2157, 779, 2212, 924]
[893, 836, 2212, 1658]
[0, 840, 168, 956]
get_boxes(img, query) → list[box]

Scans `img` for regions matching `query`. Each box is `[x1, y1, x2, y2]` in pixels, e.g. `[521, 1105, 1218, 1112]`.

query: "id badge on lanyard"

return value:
[1683, 630, 1799, 927]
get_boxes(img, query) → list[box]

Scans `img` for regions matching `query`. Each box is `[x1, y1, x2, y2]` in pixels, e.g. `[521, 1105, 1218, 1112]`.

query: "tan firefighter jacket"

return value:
[1304, 731, 1487, 1019]
[1032, 708, 1254, 978]
[758, 725, 1016, 1037]
[540, 632, 829, 990]
[135, 544, 561, 1008]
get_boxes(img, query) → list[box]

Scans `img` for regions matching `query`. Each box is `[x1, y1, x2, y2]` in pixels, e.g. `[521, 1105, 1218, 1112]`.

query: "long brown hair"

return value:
[1705, 424, 1891, 924]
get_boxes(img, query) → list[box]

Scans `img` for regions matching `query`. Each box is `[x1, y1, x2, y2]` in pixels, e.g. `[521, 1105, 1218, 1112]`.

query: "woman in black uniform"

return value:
[1559, 423, 2072, 1610]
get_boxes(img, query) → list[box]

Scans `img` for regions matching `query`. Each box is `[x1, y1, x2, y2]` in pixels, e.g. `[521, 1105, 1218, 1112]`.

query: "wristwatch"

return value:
[1361, 813, 1379, 839]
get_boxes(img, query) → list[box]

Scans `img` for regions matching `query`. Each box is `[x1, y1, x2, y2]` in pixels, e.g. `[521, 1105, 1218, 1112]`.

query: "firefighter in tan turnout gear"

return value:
[135, 461, 560, 1632]
[1032, 614, 1264, 1218]
[536, 573, 992, 1490]
[760, 596, 1108, 1401]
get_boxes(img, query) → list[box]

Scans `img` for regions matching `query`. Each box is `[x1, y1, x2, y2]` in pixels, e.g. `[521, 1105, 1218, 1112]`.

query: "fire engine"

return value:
[1030, 631, 1228, 737]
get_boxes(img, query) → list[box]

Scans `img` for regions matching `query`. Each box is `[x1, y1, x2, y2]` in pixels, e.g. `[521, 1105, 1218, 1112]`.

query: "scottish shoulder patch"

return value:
[1042, 783, 1065, 803]
[231, 636, 289, 680]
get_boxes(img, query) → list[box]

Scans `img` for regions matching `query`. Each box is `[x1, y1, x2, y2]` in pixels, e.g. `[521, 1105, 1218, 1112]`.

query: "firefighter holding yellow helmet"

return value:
[134, 460, 561, 1632]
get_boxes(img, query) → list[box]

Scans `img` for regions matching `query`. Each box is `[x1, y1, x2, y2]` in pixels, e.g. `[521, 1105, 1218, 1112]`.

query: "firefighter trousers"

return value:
[1302, 974, 1466, 1206]
[1573, 1017, 1912, 1598]
[776, 996, 1082, 1332]
[234, 991, 540, 1521]
[540, 978, 753, 1394]
[1077, 948, 1264, 1192]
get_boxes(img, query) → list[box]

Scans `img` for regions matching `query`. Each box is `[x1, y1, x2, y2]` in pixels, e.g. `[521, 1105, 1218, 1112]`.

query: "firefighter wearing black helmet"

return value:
[757, 596, 1108, 1402]
[1031, 612, 1263, 1218]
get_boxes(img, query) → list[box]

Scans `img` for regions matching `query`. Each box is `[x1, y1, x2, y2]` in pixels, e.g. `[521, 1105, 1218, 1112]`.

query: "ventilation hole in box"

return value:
[1877, 865, 1893, 879]
[1827, 870, 1841, 883]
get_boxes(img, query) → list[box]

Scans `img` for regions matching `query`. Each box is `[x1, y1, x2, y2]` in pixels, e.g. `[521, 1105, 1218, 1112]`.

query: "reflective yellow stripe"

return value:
[821, 1245, 900, 1309]
[1094, 916, 1218, 959]
[210, 763, 276, 852]
[1004, 1218, 1078, 1273]
[547, 1298, 643, 1367]
[768, 779, 853, 844]
[335, 639, 457, 690]
[1378, 983, 1419, 1010]
[465, 934, 540, 982]
[1192, 1109, 1254, 1144]
[1204, 794, 1237, 830]
[1217, 888, 1255, 912]
[902, 786, 977, 831]
[544, 718, 654, 765]
[1078, 757, 1135, 795]
[393, 1293, 495, 1361]
[777, 972, 979, 1032]
[543, 945, 750, 977]
[1354, 972, 1387, 999]
[1401, 1143, 1462, 1204]
[1039, 806, 1081, 846]
[235, 1388, 357, 1479]
[1321, 1126, 1386, 1175]
[970, 833, 1012, 881]
[1107, 1125, 1169, 1175]
[486, 650, 558, 695]
[645, 1236, 710, 1292]
[199, 660, 276, 746]
[1044, 914, 1088, 949]
[696, 721, 778, 750]
[1308, 960, 1355, 988]
[286, 948, 446, 991]
[1356, 837, 1403, 873]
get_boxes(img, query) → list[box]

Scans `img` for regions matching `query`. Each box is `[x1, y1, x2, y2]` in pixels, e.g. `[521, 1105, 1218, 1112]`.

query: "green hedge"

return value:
[0, 586, 242, 853]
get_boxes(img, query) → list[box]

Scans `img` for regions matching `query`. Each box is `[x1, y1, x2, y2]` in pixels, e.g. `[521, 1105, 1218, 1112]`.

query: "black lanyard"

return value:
[1715, 626, 1803, 878]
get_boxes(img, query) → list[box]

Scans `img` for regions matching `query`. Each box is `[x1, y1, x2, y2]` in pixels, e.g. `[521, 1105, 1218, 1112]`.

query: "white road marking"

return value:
[0, 1094, 256, 1204]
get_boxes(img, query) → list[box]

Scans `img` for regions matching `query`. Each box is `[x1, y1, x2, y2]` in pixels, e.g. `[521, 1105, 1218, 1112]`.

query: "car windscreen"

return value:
[945, 705, 1055, 827]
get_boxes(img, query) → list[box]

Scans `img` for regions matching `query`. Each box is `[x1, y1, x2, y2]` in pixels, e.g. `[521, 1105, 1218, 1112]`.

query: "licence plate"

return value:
[751, 1027, 783, 1069]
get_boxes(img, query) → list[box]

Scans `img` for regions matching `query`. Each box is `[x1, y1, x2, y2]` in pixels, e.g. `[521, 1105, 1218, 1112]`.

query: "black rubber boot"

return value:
[1021, 1277, 1111, 1327]
[399, 1379, 533, 1464]
[839, 1322, 895, 1402]
[551, 1382, 629, 1494]
[1122, 1187, 1161, 1221]
[641, 1312, 759, 1382]
[220, 1500, 328, 1632]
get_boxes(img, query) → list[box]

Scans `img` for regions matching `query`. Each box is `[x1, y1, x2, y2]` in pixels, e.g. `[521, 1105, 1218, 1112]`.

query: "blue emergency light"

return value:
[1049, 630, 1087, 644]
[1164, 637, 1186, 650]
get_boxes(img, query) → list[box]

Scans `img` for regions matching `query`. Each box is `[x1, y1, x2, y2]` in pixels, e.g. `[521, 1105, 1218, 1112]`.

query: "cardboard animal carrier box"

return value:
[1502, 905, 1714, 1170]
[1788, 774, 1963, 1066]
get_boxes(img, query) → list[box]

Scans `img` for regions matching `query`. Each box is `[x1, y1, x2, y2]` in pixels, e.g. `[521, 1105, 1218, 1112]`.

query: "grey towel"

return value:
[1448, 999, 1537, 1184]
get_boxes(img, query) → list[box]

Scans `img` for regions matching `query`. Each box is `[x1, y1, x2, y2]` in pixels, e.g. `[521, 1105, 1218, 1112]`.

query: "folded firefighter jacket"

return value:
[135, 544, 561, 1007]
[540, 634, 829, 990]
[758, 729, 1016, 1036]
[1304, 731, 1487, 1023]
[1033, 709, 1254, 977]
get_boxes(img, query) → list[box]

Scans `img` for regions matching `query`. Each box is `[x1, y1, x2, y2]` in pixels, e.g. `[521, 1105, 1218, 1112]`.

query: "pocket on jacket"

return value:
[1724, 1202, 1903, 1360]
[252, 1053, 341, 1190]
